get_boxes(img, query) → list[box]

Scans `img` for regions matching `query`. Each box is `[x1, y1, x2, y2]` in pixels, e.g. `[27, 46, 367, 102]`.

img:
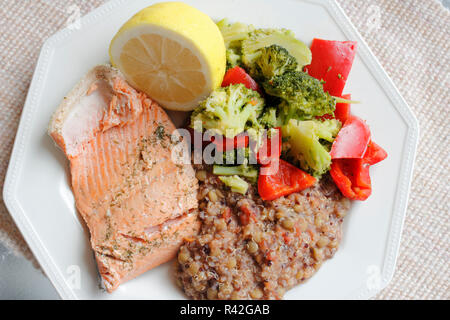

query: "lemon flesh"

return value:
[109, 2, 226, 111]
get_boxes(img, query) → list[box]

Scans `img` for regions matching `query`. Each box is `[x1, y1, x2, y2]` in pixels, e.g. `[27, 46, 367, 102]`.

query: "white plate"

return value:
[3, 0, 419, 300]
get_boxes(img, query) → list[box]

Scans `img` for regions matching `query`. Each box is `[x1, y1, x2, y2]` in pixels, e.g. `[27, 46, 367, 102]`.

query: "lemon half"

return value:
[109, 2, 226, 111]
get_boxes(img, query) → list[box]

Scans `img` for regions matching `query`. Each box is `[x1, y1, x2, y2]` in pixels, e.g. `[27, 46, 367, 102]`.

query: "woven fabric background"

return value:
[0, 0, 448, 299]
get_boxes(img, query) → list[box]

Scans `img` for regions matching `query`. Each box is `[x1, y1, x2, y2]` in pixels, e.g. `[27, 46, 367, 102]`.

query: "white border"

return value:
[3, 0, 419, 300]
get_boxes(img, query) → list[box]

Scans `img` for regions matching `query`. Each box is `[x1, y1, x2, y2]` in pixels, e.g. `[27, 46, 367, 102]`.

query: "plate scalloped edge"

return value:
[2, 0, 130, 300]
[3, 0, 419, 300]
[321, 0, 419, 299]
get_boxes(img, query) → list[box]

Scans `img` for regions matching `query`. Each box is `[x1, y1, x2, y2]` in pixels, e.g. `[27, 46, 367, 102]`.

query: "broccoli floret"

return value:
[242, 28, 311, 75]
[282, 119, 341, 177]
[252, 44, 298, 80]
[191, 84, 264, 138]
[263, 71, 336, 122]
[217, 19, 255, 69]
[216, 19, 254, 49]
[259, 107, 283, 128]
[315, 119, 342, 142]
[218, 175, 249, 194]
[219, 147, 251, 166]
[222, 148, 237, 165]
[226, 48, 242, 69]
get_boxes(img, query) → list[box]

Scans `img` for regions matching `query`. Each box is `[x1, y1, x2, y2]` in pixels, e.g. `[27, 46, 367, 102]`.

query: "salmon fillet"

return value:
[48, 65, 199, 292]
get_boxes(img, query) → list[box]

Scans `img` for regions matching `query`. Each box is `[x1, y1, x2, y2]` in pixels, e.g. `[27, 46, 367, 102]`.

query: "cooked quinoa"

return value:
[175, 164, 350, 300]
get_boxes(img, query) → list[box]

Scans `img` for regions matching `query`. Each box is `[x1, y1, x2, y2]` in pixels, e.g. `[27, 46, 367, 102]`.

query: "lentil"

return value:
[247, 240, 259, 254]
[282, 218, 294, 230]
[175, 165, 351, 300]
[195, 170, 207, 182]
[208, 190, 218, 202]
[250, 288, 263, 299]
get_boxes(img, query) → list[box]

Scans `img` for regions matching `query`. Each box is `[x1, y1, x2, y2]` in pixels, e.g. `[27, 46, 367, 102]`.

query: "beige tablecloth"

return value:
[0, 0, 448, 299]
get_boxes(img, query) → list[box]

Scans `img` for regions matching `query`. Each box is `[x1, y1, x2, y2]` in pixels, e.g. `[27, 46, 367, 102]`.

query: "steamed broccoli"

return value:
[226, 48, 242, 69]
[217, 19, 254, 69]
[259, 107, 283, 128]
[282, 119, 341, 177]
[217, 20, 311, 75]
[217, 18, 254, 49]
[219, 147, 252, 166]
[263, 71, 336, 122]
[218, 175, 249, 194]
[190, 84, 264, 138]
[241, 28, 311, 75]
[213, 161, 258, 183]
[252, 44, 298, 80]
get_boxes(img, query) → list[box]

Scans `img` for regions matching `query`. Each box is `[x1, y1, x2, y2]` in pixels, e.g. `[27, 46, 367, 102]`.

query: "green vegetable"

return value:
[241, 28, 311, 75]
[252, 44, 298, 80]
[220, 147, 251, 166]
[191, 84, 264, 138]
[226, 48, 242, 69]
[332, 96, 361, 104]
[263, 71, 336, 122]
[217, 19, 311, 74]
[217, 19, 254, 69]
[259, 106, 283, 128]
[282, 119, 341, 177]
[213, 161, 258, 183]
[314, 119, 342, 143]
[218, 175, 249, 194]
[216, 18, 254, 49]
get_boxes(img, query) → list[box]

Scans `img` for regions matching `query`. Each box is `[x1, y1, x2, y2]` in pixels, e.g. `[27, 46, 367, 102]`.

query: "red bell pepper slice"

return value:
[222, 66, 263, 94]
[334, 93, 352, 123]
[330, 159, 371, 201]
[318, 93, 352, 123]
[306, 39, 357, 97]
[330, 140, 387, 201]
[258, 159, 316, 201]
[364, 141, 388, 165]
[257, 127, 282, 165]
[330, 115, 371, 159]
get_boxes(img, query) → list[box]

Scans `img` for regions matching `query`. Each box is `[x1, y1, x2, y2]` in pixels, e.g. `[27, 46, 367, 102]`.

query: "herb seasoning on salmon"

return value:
[48, 65, 200, 292]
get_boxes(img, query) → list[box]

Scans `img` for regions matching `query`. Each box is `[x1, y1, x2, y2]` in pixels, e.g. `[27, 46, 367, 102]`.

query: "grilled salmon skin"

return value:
[48, 65, 199, 292]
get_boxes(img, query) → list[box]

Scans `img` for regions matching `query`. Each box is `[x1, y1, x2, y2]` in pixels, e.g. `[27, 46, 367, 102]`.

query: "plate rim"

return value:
[3, 0, 419, 300]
